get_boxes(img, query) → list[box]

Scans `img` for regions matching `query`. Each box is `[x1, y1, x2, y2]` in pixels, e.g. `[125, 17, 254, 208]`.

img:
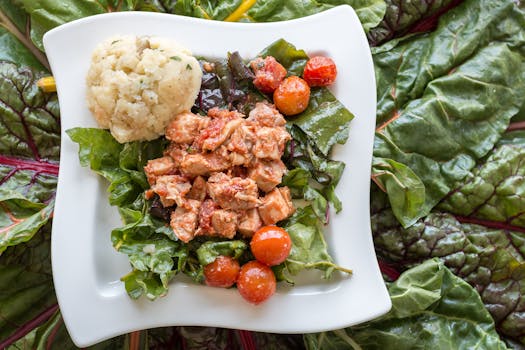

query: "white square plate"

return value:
[45, 6, 390, 347]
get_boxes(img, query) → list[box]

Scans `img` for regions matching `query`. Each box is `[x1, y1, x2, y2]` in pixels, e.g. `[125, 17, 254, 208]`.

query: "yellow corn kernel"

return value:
[37, 76, 57, 92]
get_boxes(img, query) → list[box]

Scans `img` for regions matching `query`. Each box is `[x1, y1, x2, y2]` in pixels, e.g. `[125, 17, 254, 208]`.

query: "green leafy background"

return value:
[1, 0, 524, 349]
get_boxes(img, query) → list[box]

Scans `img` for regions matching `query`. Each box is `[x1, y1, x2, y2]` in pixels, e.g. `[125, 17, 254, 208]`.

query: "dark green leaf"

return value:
[246, 0, 386, 32]
[67, 128, 149, 207]
[372, 210, 525, 342]
[0, 225, 55, 340]
[305, 259, 508, 350]
[367, 0, 456, 46]
[122, 270, 168, 300]
[373, 0, 525, 225]
[372, 157, 425, 227]
[439, 130, 525, 228]
[195, 240, 247, 266]
[281, 207, 352, 278]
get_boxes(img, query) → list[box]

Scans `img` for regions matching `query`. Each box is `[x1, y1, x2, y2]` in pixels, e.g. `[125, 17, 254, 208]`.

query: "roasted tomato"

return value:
[303, 56, 337, 87]
[250, 225, 292, 266]
[273, 76, 310, 116]
[250, 56, 287, 94]
[237, 261, 276, 304]
[203, 255, 240, 288]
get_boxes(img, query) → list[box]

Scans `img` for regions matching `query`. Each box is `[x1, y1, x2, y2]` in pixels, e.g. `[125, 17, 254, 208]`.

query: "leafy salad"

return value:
[67, 38, 354, 302]
[0, 0, 525, 348]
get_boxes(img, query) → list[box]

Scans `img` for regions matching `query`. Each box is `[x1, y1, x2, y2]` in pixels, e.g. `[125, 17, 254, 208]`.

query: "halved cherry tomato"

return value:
[250, 56, 287, 94]
[237, 261, 276, 304]
[303, 56, 337, 87]
[250, 225, 292, 266]
[203, 255, 240, 288]
[273, 76, 310, 116]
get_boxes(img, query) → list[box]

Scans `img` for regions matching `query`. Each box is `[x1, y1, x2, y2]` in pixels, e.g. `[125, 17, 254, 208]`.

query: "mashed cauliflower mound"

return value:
[86, 35, 202, 143]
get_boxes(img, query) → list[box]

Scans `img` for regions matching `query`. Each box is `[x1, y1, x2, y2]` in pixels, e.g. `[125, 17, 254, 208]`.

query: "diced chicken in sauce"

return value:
[170, 199, 201, 243]
[248, 159, 287, 193]
[145, 102, 295, 242]
[258, 187, 295, 225]
[207, 172, 259, 211]
[238, 208, 262, 237]
[165, 111, 209, 144]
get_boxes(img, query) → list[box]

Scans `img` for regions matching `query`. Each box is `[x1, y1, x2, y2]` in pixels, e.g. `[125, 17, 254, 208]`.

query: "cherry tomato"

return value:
[237, 261, 276, 304]
[250, 226, 292, 266]
[250, 56, 287, 94]
[273, 76, 310, 116]
[203, 255, 240, 288]
[303, 56, 337, 87]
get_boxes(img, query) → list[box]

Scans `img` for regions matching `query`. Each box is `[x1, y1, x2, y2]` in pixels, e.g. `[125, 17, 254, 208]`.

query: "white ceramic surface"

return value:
[44, 6, 390, 347]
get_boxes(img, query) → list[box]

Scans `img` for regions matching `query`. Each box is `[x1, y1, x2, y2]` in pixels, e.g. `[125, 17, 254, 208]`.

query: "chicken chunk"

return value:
[248, 102, 286, 127]
[238, 208, 262, 237]
[151, 175, 191, 208]
[187, 176, 207, 201]
[180, 146, 231, 176]
[170, 199, 201, 243]
[227, 123, 256, 166]
[165, 111, 209, 144]
[207, 172, 259, 210]
[211, 209, 238, 238]
[144, 156, 175, 185]
[258, 187, 295, 225]
[195, 108, 243, 151]
[195, 199, 218, 236]
[248, 159, 287, 193]
[253, 127, 291, 160]
[163, 143, 188, 167]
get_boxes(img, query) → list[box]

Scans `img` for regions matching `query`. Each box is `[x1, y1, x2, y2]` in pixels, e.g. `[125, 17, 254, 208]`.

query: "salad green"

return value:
[1, 0, 525, 348]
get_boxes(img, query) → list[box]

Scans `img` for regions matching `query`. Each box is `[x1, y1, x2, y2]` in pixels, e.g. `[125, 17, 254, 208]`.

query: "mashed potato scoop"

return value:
[86, 35, 202, 143]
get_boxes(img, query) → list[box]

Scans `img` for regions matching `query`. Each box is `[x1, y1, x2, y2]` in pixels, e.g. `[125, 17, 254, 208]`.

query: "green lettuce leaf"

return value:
[280, 206, 352, 279]
[439, 130, 525, 228]
[196, 240, 247, 266]
[373, 0, 525, 226]
[305, 259, 508, 349]
[372, 206, 525, 343]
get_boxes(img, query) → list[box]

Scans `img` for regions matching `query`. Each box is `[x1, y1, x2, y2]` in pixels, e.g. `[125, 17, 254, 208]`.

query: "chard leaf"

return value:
[18, 0, 160, 50]
[67, 128, 164, 207]
[284, 125, 345, 187]
[305, 259, 508, 350]
[280, 206, 351, 278]
[122, 270, 168, 300]
[168, 0, 386, 32]
[372, 157, 425, 227]
[0, 61, 59, 253]
[367, 0, 458, 46]
[0, 225, 56, 341]
[439, 130, 525, 228]
[373, 0, 525, 225]
[372, 208, 525, 343]
[196, 240, 247, 266]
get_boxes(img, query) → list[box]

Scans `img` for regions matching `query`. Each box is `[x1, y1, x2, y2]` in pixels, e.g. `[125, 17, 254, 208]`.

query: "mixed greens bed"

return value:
[1, 0, 525, 348]
[66, 39, 353, 299]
